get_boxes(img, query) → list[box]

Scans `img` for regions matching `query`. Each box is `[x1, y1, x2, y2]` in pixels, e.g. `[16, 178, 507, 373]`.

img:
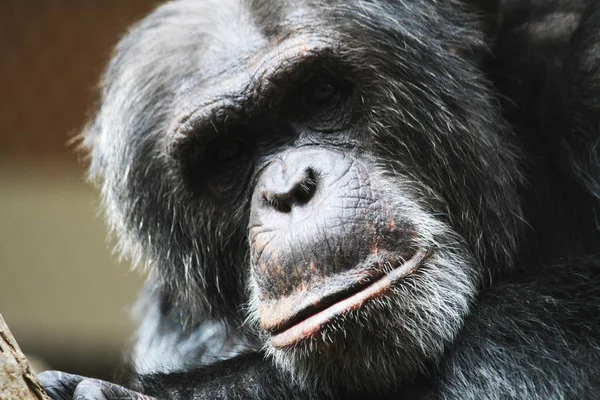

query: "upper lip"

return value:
[259, 249, 429, 347]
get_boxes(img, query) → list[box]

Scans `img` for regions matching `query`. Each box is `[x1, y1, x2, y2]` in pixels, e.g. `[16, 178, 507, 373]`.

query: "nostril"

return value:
[262, 168, 318, 213]
[294, 168, 317, 205]
[263, 191, 293, 213]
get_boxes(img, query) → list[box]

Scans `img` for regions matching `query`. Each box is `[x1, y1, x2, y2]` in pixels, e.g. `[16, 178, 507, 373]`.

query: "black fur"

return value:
[39, 0, 600, 399]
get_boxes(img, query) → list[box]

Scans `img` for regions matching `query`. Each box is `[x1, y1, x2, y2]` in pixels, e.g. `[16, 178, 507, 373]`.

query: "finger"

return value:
[73, 379, 156, 400]
[38, 371, 86, 400]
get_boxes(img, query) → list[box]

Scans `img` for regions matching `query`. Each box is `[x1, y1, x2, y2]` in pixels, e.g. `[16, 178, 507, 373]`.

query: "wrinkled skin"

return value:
[40, 0, 600, 399]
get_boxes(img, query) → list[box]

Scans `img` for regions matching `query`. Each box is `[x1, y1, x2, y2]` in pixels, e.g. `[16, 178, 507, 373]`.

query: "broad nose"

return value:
[250, 147, 353, 227]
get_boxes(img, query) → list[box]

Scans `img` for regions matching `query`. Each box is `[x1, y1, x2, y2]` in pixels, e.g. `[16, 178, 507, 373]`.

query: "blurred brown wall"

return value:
[0, 1, 158, 163]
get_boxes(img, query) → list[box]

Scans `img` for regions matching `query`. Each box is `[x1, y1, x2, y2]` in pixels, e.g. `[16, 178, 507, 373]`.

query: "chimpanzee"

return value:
[39, 0, 600, 398]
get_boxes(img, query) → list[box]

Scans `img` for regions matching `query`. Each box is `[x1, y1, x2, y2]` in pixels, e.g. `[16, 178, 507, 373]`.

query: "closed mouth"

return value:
[269, 249, 428, 348]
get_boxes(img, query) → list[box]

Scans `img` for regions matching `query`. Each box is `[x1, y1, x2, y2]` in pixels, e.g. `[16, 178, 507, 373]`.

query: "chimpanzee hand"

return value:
[39, 353, 322, 400]
[38, 371, 155, 400]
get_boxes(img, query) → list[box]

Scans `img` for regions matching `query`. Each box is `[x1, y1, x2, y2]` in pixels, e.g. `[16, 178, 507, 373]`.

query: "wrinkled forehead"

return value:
[167, 0, 342, 114]
[191, 0, 336, 63]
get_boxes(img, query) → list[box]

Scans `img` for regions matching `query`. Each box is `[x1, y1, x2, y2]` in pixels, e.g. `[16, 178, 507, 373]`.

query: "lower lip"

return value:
[270, 249, 428, 348]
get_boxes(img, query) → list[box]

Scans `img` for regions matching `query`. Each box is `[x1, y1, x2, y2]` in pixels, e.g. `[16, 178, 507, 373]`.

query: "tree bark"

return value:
[0, 313, 51, 400]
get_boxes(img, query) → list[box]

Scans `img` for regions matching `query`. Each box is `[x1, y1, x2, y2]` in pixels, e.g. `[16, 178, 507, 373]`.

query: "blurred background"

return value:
[0, 1, 162, 381]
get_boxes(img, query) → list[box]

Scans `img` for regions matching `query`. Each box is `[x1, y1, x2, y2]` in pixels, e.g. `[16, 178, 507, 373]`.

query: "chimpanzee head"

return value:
[85, 0, 520, 393]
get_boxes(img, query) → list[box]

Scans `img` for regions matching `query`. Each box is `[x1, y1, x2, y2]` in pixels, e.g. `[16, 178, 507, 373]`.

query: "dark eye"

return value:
[300, 76, 353, 132]
[301, 77, 343, 111]
[209, 139, 248, 164]
[313, 82, 337, 102]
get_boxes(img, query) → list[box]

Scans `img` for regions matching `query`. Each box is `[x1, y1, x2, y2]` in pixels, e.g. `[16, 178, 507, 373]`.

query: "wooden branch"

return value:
[0, 313, 51, 400]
